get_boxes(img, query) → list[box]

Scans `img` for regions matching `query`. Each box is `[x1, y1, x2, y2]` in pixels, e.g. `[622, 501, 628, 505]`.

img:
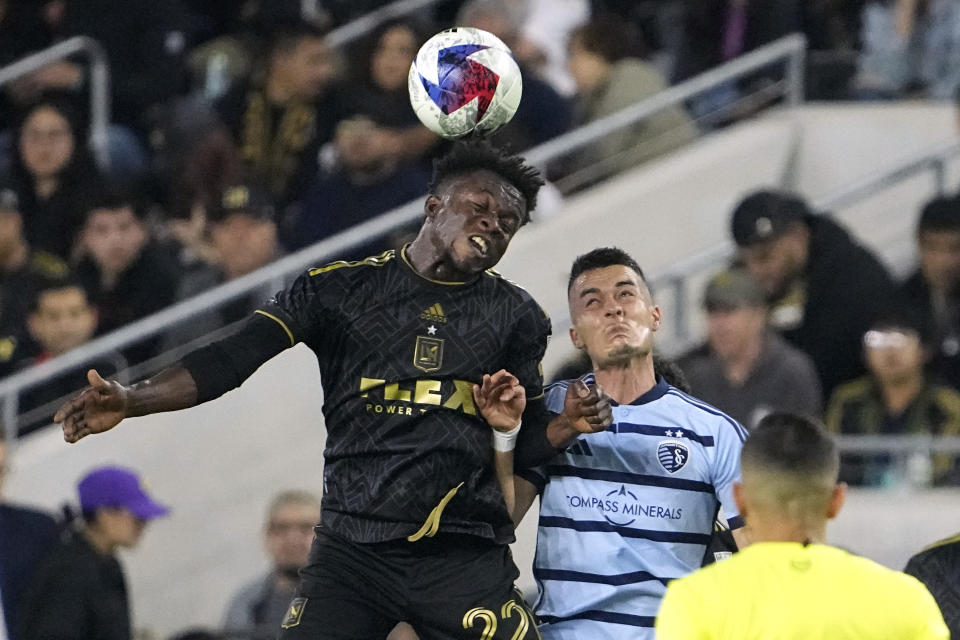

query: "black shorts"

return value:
[277, 527, 541, 640]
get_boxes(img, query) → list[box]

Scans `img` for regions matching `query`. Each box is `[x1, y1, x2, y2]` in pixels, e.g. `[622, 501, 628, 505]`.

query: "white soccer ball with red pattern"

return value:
[408, 27, 523, 139]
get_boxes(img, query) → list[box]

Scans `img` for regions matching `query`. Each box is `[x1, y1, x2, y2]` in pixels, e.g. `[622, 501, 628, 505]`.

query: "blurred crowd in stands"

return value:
[0, 0, 958, 476]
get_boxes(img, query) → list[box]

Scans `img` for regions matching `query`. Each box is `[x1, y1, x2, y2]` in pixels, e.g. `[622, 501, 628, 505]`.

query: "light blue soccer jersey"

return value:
[522, 374, 746, 640]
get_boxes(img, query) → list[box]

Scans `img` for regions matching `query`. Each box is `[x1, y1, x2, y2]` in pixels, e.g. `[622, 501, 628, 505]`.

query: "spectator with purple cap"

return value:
[19, 466, 169, 640]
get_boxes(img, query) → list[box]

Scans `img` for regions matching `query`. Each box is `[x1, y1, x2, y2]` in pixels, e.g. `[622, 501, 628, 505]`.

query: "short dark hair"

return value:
[83, 185, 142, 222]
[28, 276, 86, 314]
[567, 247, 646, 293]
[917, 196, 960, 236]
[429, 139, 544, 222]
[866, 310, 930, 347]
[569, 17, 639, 63]
[742, 413, 839, 481]
[268, 20, 329, 57]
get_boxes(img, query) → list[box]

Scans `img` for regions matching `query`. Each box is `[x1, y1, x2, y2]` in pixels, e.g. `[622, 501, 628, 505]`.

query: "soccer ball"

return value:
[408, 27, 522, 139]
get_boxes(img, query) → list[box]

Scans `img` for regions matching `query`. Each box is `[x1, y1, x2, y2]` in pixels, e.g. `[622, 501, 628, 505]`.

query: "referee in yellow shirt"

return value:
[656, 413, 948, 639]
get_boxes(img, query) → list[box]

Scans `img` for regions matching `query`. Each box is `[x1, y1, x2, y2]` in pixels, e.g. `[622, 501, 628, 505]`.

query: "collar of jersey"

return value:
[400, 244, 479, 287]
[607, 375, 670, 407]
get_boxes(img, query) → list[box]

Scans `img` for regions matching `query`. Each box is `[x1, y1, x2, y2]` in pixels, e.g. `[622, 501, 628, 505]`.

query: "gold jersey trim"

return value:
[407, 482, 464, 542]
[254, 310, 295, 347]
[308, 250, 395, 277]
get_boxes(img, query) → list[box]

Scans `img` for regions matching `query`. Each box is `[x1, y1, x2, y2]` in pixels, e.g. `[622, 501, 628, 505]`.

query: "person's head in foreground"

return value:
[735, 412, 844, 544]
[410, 140, 543, 281]
[655, 412, 951, 640]
[77, 465, 169, 552]
[566, 247, 660, 370]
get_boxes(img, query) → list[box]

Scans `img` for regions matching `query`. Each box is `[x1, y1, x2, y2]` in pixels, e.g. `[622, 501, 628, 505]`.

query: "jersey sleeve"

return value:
[257, 267, 339, 345]
[511, 302, 557, 469]
[655, 577, 710, 639]
[711, 417, 746, 529]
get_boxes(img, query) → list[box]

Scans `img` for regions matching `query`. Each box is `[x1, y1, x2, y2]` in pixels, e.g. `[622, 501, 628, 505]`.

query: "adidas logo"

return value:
[420, 303, 447, 323]
[567, 439, 594, 456]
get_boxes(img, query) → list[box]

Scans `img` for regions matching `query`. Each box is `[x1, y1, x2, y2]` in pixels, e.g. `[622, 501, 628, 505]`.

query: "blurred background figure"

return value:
[0, 436, 59, 640]
[456, 0, 573, 152]
[222, 490, 320, 640]
[15, 278, 125, 435]
[20, 465, 170, 640]
[213, 21, 339, 223]
[826, 314, 960, 487]
[900, 195, 960, 390]
[290, 116, 430, 253]
[10, 98, 103, 261]
[680, 266, 822, 428]
[731, 190, 896, 398]
[559, 16, 696, 191]
[0, 177, 69, 350]
[75, 188, 179, 363]
[339, 19, 438, 172]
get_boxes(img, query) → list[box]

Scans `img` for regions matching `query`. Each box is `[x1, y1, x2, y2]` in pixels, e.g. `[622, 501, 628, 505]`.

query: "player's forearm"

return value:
[493, 449, 517, 521]
[124, 365, 198, 418]
[545, 413, 582, 450]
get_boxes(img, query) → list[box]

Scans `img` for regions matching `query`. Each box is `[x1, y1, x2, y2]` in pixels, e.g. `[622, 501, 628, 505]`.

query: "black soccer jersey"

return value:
[258, 248, 551, 545]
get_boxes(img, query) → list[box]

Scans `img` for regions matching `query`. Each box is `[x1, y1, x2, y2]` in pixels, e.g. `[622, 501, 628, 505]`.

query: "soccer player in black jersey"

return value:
[56, 140, 612, 639]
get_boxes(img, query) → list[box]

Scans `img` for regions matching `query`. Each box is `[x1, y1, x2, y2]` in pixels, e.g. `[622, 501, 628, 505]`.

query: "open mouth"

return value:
[469, 235, 489, 257]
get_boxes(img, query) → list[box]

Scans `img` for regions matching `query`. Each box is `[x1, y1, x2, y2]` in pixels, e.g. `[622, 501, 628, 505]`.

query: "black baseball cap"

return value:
[212, 183, 276, 224]
[731, 190, 810, 246]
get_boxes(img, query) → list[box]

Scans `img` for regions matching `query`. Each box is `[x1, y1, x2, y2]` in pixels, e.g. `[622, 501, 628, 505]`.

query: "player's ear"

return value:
[651, 306, 662, 332]
[569, 326, 585, 350]
[733, 482, 747, 519]
[424, 194, 441, 220]
[826, 482, 846, 520]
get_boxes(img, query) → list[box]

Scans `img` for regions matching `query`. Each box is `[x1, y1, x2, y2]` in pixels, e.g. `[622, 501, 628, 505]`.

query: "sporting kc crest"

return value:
[657, 440, 689, 473]
[414, 336, 444, 372]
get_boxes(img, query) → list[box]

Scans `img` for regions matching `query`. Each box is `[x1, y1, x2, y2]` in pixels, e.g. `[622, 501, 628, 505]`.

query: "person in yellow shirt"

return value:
[655, 412, 949, 640]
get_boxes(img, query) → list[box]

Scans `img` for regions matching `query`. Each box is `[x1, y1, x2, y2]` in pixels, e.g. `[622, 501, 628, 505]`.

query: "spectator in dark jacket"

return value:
[10, 98, 102, 261]
[75, 189, 180, 364]
[20, 466, 169, 640]
[731, 190, 897, 397]
[900, 195, 960, 389]
[0, 437, 59, 640]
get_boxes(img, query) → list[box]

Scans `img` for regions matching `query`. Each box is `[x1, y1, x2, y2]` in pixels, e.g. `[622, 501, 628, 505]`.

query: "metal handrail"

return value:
[327, 0, 446, 48]
[0, 34, 810, 438]
[0, 36, 111, 169]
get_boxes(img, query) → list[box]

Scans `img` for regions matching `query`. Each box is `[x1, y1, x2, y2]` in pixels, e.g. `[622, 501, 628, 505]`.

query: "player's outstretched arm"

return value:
[57, 366, 198, 443]
[57, 311, 294, 444]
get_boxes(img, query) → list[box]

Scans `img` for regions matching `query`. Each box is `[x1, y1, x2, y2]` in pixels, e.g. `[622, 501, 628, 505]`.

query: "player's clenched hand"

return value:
[472, 369, 525, 432]
[563, 380, 613, 434]
[56, 369, 129, 444]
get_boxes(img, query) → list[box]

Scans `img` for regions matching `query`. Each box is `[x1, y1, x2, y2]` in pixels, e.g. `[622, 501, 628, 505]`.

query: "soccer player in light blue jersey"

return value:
[506, 247, 750, 640]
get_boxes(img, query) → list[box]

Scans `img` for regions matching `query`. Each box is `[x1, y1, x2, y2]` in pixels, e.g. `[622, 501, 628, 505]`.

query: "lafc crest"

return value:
[414, 336, 444, 372]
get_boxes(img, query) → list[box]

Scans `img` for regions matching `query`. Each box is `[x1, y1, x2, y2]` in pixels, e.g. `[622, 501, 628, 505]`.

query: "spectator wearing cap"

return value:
[163, 183, 281, 349]
[679, 267, 822, 429]
[900, 196, 960, 389]
[731, 190, 897, 399]
[289, 116, 430, 253]
[19, 466, 169, 640]
[0, 436, 59, 640]
[0, 179, 69, 359]
[826, 314, 960, 487]
[75, 188, 180, 363]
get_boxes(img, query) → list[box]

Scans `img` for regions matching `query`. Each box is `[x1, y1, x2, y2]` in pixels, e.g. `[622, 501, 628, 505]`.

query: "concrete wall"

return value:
[7, 103, 960, 637]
